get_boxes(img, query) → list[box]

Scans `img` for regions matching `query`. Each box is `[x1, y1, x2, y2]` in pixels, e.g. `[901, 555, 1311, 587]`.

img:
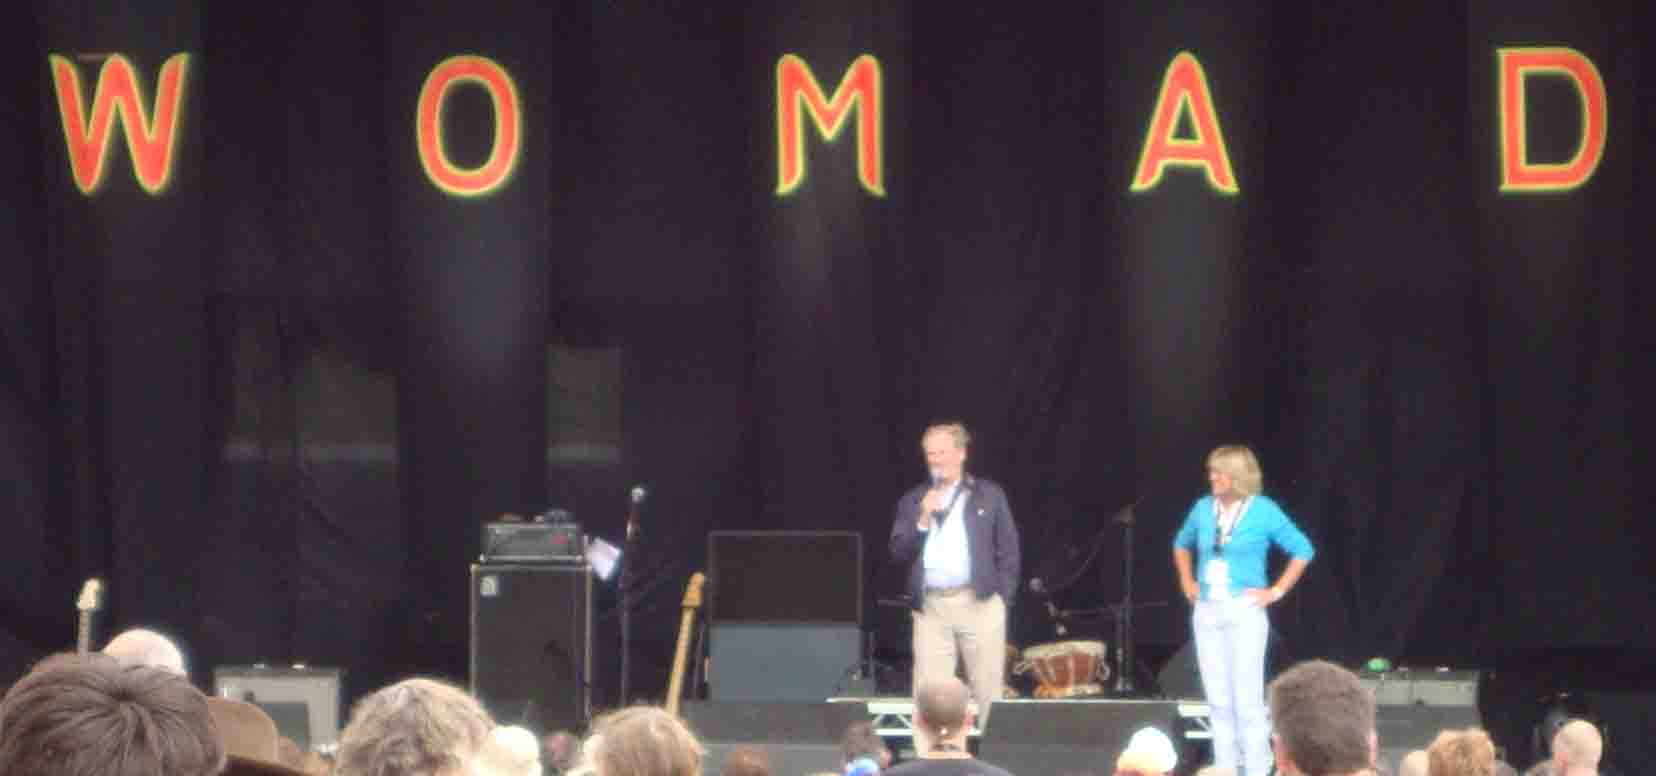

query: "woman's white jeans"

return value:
[1193, 597, 1272, 776]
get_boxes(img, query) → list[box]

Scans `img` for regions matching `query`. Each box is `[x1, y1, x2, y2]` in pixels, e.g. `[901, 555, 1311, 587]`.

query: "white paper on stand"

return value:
[585, 536, 620, 581]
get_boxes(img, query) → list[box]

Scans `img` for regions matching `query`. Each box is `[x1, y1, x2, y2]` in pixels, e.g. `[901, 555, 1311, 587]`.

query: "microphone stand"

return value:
[619, 489, 642, 704]
[1114, 505, 1136, 694]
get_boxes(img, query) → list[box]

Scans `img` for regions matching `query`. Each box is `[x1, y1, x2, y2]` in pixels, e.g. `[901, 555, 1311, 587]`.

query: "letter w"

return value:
[50, 53, 191, 195]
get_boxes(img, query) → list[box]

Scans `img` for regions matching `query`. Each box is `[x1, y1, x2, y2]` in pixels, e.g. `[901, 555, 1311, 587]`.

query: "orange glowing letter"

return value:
[1130, 52, 1237, 195]
[49, 53, 190, 195]
[1498, 47, 1607, 193]
[416, 55, 522, 197]
[775, 54, 884, 197]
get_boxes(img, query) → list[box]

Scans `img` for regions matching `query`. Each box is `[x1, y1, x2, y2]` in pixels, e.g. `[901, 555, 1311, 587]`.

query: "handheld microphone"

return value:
[927, 470, 948, 527]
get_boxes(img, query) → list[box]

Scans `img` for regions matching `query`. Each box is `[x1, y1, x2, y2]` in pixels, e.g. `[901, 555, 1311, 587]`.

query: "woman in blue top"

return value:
[1172, 445, 1314, 776]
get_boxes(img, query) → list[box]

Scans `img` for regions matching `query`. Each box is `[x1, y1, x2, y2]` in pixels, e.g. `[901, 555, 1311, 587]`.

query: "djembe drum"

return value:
[1014, 640, 1110, 698]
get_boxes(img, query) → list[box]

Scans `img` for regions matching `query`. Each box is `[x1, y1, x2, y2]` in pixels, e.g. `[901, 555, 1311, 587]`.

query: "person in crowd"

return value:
[334, 677, 494, 776]
[0, 652, 225, 776]
[1548, 720, 1602, 776]
[719, 746, 770, 776]
[1266, 660, 1375, 776]
[101, 627, 189, 675]
[586, 706, 703, 776]
[1427, 729, 1495, 776]
[890, 422, 1021, 731]
[208, 694, 312, 776]
[545, 730, 583, 775]
[1114, 726, 1178, 776]
[1173, 445, 1314, 776]
[475, 725, 544, 776]
[842, 720, 890, 776]
[884, 677, 1015, 776]
[1398, 750, 1429, 776]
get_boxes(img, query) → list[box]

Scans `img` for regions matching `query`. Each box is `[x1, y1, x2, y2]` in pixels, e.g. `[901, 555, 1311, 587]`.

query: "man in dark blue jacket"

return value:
[889, 422, 1020, 734]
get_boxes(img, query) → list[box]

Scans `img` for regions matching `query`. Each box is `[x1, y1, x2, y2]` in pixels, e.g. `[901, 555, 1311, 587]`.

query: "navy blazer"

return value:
[889, 474, 1021, 609]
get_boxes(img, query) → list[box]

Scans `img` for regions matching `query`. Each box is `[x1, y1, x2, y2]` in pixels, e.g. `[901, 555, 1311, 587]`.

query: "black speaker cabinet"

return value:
[979, 699, 1181, 776]
[470, 563, 591, 732]
[683, 702, 870, 776]
[706, 531, 862, 624]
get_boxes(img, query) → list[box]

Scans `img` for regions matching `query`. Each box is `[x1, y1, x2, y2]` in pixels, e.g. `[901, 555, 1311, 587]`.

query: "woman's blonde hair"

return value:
[1207, 445, 1263, 497]
[1427, 728, 1495, 776]
[335, 678, 494, 776]
[589, 706, 704, 776]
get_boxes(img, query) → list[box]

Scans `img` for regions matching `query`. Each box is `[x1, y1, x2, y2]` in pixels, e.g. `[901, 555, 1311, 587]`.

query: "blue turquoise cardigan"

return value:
[1173, 494, 1314, 599]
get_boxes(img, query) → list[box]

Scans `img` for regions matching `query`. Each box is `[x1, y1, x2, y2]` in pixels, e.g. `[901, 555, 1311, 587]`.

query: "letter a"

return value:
[1130, 52, 1237, 195]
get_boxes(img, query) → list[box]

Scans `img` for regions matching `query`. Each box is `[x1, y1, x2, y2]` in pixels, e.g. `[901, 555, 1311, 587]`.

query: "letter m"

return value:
[49, 53, 191, 195]
[775, 54, 884, 197]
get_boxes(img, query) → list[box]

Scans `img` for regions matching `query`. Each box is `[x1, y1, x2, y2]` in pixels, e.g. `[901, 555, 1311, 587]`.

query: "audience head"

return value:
[208, 695, 314, 776]
[840, 720, 888, 769]
[544, 730, 583, 773]
[1115, 726, 1178, 776]
[1267, 660, 1376, 776]
[0, 652, 225, 776]
[587, 706, 703, 776]
[474, 725, 543, 776]
[914, 676, 973, 740]
[1398, 750, 1430, 776]
[101, 628, 188, 675]
[1550, 720, 1602, 776]
[1427, 729, 1495, 776]
[718, 746, 769, 776]
[334, 677, 495, 776]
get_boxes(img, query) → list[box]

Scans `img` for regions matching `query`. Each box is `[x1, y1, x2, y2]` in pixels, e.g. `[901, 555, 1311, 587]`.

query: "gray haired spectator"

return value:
[101, 627, 188, 675]
[475, 725, 544, 776]
[334, 677, 495, 776]
[1549, 720, 1602, 776]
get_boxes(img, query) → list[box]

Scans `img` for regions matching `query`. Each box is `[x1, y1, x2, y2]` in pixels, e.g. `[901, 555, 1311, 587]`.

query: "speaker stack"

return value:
[469, 561, 592, 732]
[705, 531, 864, 702]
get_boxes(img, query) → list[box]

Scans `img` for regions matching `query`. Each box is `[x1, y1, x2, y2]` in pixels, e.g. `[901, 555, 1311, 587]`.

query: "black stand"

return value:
[1114, 505, 1137, 694]
[1045, 504, 1167, 696]
[619, 490, 643, 704]
[618, 548, 633, 704]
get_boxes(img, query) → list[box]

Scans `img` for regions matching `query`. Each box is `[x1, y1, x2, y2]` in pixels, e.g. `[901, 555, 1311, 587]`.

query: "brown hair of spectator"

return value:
[1427, 728, 1495, 776]
[0, 652, 226, 776]
[1267, 660, 1375, 776]
[334, 677, 494, 776]
[588, 705, 704, 776]
[719, 745, 770, 776]
[841, 720, 886, 764]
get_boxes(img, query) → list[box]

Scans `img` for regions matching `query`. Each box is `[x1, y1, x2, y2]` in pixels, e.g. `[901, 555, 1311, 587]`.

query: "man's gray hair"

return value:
[923, 422, 971, 450]
[102, 628, 188, 675]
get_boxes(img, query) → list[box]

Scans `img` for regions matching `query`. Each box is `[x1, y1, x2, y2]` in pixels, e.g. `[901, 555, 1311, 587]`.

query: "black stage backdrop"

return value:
[5, 0, 1655, 765]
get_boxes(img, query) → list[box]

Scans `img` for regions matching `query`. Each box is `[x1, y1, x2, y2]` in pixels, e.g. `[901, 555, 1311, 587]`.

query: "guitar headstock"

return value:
[76, 578, 103, 613]
[682, 572, 705, 609]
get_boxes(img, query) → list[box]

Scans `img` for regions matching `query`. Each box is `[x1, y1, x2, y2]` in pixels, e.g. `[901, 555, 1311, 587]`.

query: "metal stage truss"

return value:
[826, 697, 1212, 742]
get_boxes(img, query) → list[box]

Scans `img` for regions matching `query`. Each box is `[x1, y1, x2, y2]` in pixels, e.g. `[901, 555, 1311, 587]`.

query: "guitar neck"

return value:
[665, 607, 696, 716]
[665, 572, 704, 717]
[76, 611, 92, 654]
